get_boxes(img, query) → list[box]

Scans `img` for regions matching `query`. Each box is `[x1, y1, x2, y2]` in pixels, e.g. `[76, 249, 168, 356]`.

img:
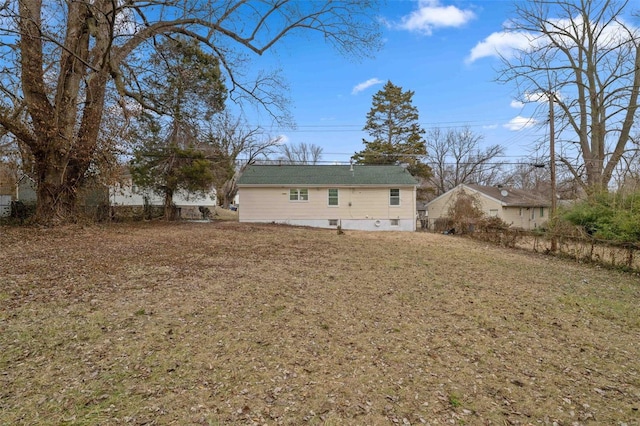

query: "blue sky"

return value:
[244, 0, 549, 163]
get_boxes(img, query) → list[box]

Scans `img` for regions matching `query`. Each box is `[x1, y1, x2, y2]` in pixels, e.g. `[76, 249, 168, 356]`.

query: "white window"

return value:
[530, 208, 535, 219]
[328, 219, 338, 226]
[489, 209, 498, 217]
[389, 188, 400, 206]
[540, 207, 544, 218]
[328, 188, 339, 206]
[289, 188, 308, 201]
[390, 219, 399, 226]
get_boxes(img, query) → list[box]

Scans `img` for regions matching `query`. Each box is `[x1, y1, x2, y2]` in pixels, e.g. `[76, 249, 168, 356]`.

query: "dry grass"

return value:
[1, 222, 639, 425]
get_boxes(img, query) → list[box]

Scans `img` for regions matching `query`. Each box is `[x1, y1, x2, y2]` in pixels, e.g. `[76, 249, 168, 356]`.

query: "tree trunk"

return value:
[34, 161, 78, 224]
[164, 189, 175, 221]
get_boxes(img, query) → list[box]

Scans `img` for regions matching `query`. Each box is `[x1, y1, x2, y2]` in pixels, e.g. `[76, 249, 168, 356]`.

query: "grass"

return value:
[0, 221, 639, 425]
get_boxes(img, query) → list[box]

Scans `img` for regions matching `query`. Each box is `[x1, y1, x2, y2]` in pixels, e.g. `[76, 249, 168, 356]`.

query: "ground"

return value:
[0, 222, 639, 425]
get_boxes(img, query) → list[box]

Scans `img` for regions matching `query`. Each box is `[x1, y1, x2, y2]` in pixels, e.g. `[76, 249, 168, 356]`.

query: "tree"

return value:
[352, 81, 431, 182]
[425, 126, 505, 195]
[134, 37, 226, 122]
[502, 161, 550, 192]
[205, 113, 281, 208]
[498, 0, 640, 193]
[129, 37, 225, 220]
[130, 119, 216, 221]
[0, 1, 380, 224]
[612, 142, 640, 194]
[278, 142, 324, 164]
[446, 189, 484, 234]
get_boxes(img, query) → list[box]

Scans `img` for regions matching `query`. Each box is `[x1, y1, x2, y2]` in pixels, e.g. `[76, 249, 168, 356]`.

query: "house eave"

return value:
[237, 183, 417, 188]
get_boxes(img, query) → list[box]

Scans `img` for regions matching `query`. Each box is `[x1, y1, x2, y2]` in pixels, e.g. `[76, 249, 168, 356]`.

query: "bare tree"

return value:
[425, 126, 505, 195]
[205, 113, 281, 208]
[498, 0, 640, 193]
[0, 1, 380, 224]
[502, 161, 550, 192]
[278, 142, 324, 164]
[613, 140, 640, 193]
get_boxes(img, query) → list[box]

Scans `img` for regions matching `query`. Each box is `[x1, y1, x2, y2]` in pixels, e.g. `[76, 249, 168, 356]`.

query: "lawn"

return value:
[1, 222, 639, 425]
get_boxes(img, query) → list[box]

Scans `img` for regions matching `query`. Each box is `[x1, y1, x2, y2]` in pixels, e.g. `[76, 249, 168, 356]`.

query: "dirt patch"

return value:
[1, 222, 639, 425]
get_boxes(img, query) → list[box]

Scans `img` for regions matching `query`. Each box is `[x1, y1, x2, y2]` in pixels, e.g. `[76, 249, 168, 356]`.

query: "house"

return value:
[425, 183, 551, 231]
[0, 167, 37, 218]
[236, 164, 418, 231]
[6, 172, 110, 220]
[110, 172, 217, 220]
[16, 174, 37, 204]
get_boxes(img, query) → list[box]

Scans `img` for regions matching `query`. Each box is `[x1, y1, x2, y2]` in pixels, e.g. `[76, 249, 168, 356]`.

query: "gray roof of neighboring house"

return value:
[465, 184, 550, 207]
[426, 183, 551, 208]
[237, 164, 419, 186]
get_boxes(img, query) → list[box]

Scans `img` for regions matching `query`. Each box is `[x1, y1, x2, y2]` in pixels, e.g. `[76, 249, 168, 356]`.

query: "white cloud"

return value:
[482, 124, 499, 130]
[352, 78, 383, 95]
[504, 116, 537, 131]
[398, 0, 476, 35]
[508, 92, 558, 109]
[467, 16, 640, 64]
[524, 92, 547, 103]
[466, 31, 534, 63]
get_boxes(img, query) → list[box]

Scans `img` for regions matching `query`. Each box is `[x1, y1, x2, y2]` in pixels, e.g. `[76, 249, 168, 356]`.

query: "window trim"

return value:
[289, 188, 309, 202]
[328, 219, 339, 226]
[389, 188, 400, 206]
[328, 188, 339, 207]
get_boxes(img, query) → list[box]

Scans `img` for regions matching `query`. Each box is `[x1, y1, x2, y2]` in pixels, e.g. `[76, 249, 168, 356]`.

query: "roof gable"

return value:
[237, 164, 419, 186]
[426, 184, 550, 208]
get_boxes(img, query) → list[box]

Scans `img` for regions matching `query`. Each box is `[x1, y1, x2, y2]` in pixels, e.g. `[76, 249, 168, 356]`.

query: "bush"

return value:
[560, 190, 640, 243]
[476, 216, 509, 232]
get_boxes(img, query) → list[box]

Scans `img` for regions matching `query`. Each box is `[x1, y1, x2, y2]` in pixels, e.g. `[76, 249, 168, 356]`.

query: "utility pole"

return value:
[549, 91, 557, 252]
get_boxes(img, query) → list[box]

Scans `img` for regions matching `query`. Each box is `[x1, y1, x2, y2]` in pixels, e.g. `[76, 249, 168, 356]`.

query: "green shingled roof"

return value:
[237, 165, 418, 186]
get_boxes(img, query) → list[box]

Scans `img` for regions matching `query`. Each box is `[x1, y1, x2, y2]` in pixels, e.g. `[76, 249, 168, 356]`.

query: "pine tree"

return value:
[129, 38, 225, 220]
[130, 120, 216, 221]
[353, 81, 431, 180]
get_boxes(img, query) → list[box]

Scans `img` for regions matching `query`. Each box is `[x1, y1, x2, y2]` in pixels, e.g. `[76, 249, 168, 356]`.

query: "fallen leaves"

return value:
[0, 222, 639, 424]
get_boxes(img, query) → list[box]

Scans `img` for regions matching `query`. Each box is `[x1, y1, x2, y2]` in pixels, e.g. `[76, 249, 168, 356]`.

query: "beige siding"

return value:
[426, 186, 502, 221]
[427, 186, 549, 230]
[502, 206, 525, 228]
[239, 186, 415, 222]
[503, 206, 548, 229]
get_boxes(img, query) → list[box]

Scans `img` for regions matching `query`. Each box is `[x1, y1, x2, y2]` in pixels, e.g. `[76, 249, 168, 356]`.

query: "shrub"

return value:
[560, 190, 640, 243]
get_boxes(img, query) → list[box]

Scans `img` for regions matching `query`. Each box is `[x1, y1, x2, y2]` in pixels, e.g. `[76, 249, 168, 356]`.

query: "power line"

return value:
[243, 119, 548, 132]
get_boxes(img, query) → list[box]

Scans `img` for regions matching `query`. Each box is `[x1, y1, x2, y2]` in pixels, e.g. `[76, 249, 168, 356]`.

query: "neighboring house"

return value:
[16, 174, 37, 204]
[0, 166, 36, 202]
[0, 169, 37, 218]
[236, 164, 418, 231]
[110, 173, 217, 220]
[426, 183, 551, 231]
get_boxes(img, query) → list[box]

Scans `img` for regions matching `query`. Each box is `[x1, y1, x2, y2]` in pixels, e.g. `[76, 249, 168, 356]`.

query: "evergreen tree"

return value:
[129, 38, 225, 220]
[353, 81, 431, 180]
[130, 120, 216, 221]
